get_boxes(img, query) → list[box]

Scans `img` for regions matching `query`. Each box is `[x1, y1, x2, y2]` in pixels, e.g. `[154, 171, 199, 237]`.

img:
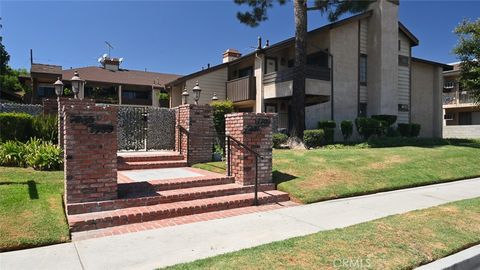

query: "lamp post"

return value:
[212, 92, 218, 101]
[181, 85, 189, 105]
[192, 81, 201, 105]
[53, 77, 64, 97]
[70, 71, 84, 99]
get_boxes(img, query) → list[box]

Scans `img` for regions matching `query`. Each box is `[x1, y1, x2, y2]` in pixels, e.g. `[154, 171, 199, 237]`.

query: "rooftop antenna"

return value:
[105, 41, 114, 57]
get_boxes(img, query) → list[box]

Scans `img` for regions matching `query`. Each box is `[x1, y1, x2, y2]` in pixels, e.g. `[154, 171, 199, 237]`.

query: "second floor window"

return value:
[360, 54, 367, 85]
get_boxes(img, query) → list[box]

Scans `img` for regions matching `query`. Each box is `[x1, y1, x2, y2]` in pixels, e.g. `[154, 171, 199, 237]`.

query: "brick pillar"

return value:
[42, 98, 58, 115]
[175, 104, 214, 165]
[63, 102, 118, 204]
[58, 98, 95, 149]
[225, 113, 274, 186]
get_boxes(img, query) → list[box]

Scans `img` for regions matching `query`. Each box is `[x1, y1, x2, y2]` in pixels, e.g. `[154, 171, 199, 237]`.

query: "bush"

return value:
[0, 113, 33, 142]
[32, 115, 58, 143]
[397, 123, 412, 137]
[340, 120, 353, 141]
[273, 133, 288, 148]
[371, 115, 397, 126]
[318, 120, 336, 129]
[303, 129, 325, 149]
[355, 117, 382, 140]
[411, 123, 421, 137]
[211, 100, 234, 153]
[0, 140, 27, 167]
[25, 139, 62, 170]
[386, 126, 399, 137]
[322, 128, 335, 144]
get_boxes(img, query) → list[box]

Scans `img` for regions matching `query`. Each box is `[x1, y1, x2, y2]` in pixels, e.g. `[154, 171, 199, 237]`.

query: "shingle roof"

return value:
[31, 63, 62, 75]
[61, 66, 181, 87]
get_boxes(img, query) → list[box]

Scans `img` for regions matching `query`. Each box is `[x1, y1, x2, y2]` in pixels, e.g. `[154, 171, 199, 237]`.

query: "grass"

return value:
[0, 166, 69, 252]
[163, 197, 480, 270]
[194, 140, 480, 203]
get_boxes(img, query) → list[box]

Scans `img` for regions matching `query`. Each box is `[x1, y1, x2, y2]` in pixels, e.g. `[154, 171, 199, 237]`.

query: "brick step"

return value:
[117, 160, 188, 170]
[67, 183, 276, 215]
[68, 191, 290, 232]
[118, 175, 235, 194]
[117, 153, 184, 163]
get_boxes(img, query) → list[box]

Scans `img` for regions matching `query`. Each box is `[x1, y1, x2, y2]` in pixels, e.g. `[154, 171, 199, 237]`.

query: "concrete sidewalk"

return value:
[2, 178, 480, 270]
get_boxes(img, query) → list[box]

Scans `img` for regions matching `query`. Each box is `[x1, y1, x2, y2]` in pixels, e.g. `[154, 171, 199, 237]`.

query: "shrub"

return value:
[410, 123, 421, 137]
[318, 120, 336, 129]
[386, 126, 399, 137]
[397, 123, 412, 137]
[211, 100, 235, 152]
[0, 140, 27, 167]
[32, 115, 58, 143]
[25, 139, 62, 171]
[322, 128, 335, 144]
[303, 129, 325, 149]
[355, 117, 382, 140]
[0, 113, 33, 142]
[371, 115, 397, 126]
[340, 120, 353, 141]
[273, 133, 288, 148]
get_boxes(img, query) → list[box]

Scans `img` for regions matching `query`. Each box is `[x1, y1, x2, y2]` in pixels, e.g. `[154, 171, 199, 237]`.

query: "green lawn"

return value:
[0, 167, 69, 252]
[163, 197, 480, 270]
[194, 141, 480, 203]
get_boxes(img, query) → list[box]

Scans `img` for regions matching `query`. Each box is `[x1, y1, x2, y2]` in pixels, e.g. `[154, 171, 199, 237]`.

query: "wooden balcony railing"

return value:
[263, 65, 330, 85]
[226, 76, 256, 102]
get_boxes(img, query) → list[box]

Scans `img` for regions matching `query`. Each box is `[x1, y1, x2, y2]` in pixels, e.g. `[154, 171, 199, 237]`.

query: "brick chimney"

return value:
[100, 56, 123, 71]
[222, 49, 241, 63]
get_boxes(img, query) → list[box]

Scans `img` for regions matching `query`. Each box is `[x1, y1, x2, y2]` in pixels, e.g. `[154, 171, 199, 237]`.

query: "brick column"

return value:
[58, 98, 95, 149]
[63, 102, 118, 204]
[175, 104, 214, 165]
[225, 113, 274, 186]
[42, 98, 58, 115]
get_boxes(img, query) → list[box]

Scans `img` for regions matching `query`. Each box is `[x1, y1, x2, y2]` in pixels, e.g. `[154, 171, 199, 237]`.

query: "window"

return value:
[238, 67, 253, 78]
[399, 55, 409, 67]
[444, 113, 454, 121]
[359, 103, 367, 117]
[265, 104, 277, 113]
[265, 57, 278, 74]
[122, 90, 150, 100]
[398, 40, 401, 51]
[37, 86, 55, 97]
[307, 51, 329, 68]
[398, 104, 410, 112]
[359, 54, 367, 85]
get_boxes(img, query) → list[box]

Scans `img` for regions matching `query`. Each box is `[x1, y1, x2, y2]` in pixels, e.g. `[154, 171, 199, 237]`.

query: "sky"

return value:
[1, 0, 479, 76]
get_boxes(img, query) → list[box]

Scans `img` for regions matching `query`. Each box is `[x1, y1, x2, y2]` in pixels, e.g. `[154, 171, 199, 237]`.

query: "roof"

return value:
[167, 10, 420, 85]
[31, 63, 62, 75]
[411, 57, 453, 70]
[61, 67, 181, 87]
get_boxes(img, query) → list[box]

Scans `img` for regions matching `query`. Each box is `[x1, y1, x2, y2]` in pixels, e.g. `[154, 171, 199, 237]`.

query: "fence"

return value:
[0, 103, 43, 115]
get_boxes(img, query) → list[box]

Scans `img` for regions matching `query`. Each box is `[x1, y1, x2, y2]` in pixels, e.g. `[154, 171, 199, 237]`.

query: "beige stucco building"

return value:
[166, 0, 450, 139]
[442, 63, 480, 138]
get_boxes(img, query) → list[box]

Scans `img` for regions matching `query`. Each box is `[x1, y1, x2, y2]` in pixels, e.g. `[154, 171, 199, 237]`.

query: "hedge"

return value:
[273, 133, 288, 148]
[0, 113, 58, 143]
[341, 120, 353, 141]
[303, 129, 325, 149]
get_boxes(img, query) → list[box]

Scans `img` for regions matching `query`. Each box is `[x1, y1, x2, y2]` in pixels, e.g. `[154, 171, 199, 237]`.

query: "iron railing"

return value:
[226, 135, 263, 206]
[177, 125, 190, 162]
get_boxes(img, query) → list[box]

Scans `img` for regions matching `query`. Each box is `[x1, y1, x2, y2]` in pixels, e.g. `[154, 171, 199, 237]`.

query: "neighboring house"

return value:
[29, 56, 181, 106]
[166, 0, 451, 139]
[442, 62, 480, 138]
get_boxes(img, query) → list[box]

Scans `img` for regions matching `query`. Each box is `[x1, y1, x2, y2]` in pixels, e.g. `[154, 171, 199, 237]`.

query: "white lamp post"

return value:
[192, 81, 201, 105]
[70, 71, 84, 99]
[181, 85, 189, 105]
[53, 77, 64, 97]
[212, 92, 218, 101]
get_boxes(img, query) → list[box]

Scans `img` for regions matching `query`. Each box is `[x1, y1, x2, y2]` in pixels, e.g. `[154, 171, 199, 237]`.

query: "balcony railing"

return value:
[459, 91, 475, 104]
[263, 65, 330, 85]
[226, 76, 256, 102]
[443, 91, 476, 105]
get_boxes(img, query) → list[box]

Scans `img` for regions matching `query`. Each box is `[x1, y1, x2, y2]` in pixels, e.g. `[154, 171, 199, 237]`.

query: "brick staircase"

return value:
[66, 152, 290, 233]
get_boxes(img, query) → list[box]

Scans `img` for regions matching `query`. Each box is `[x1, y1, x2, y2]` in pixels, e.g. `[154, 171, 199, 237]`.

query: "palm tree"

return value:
[235, 0, 372, 140]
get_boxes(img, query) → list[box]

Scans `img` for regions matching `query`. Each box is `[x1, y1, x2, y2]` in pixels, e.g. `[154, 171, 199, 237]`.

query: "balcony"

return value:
[226, 76, 256, 103]
[263, 65, 330, 85]
[443, 91, 476, 107]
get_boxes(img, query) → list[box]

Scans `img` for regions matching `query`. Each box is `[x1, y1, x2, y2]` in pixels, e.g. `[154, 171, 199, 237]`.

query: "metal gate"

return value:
[117, 106, 148, 151]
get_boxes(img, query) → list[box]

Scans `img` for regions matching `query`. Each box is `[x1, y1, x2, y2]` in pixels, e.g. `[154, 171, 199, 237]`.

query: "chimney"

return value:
[222, 49, 242, 63]
[100, 56, 123, 71]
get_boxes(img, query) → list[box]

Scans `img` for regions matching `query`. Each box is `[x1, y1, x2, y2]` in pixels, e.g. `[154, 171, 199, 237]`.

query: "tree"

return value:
[453, 19, 480, 103]
[235, 0, 371, 139]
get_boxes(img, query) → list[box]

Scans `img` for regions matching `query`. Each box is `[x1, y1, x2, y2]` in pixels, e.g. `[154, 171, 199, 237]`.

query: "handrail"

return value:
[177, 125, 190, 162]
[226, 135, 263, 206]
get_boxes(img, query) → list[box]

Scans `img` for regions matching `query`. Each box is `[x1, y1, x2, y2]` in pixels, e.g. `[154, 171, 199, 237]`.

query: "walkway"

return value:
[2, 178, 480, 270]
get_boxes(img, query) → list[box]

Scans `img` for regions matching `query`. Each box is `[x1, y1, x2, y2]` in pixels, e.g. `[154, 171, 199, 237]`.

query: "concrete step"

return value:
[117, 160, 188, 170]
[68, 191, 290, 232]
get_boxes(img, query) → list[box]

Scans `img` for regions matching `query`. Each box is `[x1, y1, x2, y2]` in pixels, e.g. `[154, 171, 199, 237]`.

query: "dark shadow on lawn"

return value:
[0, 180, 39, 199]
[273, 170, 298, 185]
[333, 138, 480, 149]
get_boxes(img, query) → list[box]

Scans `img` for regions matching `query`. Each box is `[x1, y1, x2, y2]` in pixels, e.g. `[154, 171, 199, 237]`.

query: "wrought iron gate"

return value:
[117, 106, 148, 151]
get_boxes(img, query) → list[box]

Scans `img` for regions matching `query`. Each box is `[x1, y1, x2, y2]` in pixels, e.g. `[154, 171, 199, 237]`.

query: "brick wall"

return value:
[42, 98, 58, 115]
[175, 104, 214, 165]
[225, 113, 274, 186]
[63, 102, 118, 204]
[58, 98, 95, 149]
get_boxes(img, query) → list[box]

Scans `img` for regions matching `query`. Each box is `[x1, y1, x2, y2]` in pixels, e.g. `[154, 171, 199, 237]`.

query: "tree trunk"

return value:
[291, 0, 307, 139]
